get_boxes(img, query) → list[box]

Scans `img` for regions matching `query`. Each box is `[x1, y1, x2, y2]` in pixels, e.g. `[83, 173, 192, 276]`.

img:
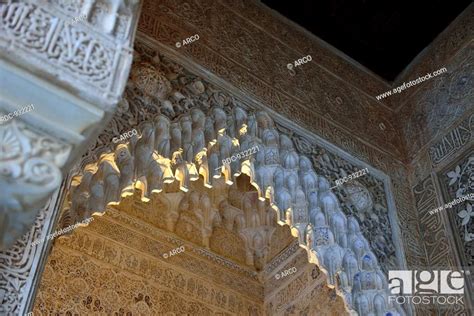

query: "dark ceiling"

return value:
[262, 0, 471, 81]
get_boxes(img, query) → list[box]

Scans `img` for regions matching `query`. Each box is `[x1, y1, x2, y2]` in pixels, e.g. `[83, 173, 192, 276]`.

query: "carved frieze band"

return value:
[265, 240, 300, 275]
[0, 0, 139, 105]
[429, 113, 473, 165]
[103, 204, 260, 281]
[413, 176, 456, 268]
[61, 210, 263, 301]
[34, 244, 262, 315]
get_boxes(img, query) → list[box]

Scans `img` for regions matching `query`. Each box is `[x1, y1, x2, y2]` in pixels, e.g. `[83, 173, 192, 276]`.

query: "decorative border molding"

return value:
[265, 240, 300, 275]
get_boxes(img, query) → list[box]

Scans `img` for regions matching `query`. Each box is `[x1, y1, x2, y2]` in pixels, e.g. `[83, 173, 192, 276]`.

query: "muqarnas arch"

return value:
[63, 47, 406, 316]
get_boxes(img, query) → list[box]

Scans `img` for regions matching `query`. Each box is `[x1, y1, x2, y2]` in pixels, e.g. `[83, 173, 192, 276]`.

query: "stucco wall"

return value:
[398, 5, 474, 315]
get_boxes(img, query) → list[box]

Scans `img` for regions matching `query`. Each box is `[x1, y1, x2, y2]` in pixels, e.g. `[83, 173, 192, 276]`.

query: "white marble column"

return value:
[0, 0, 142, 250]
[0, 1, 141, 313]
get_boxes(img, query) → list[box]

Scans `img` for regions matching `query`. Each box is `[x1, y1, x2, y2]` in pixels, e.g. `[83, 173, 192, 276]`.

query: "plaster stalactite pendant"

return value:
[66, 103, 403, 315]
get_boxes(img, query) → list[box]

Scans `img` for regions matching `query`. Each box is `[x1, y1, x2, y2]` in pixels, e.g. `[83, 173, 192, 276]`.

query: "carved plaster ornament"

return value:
[218, 199, 242, 231]
[346, 182, 373, 207]
[65, 104, 401, 315]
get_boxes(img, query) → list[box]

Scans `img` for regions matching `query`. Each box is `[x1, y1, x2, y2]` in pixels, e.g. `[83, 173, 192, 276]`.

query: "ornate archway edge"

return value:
[72, 34, 408, 278]
[68, 110, 401, 314]
[136, 33, 408, 273]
